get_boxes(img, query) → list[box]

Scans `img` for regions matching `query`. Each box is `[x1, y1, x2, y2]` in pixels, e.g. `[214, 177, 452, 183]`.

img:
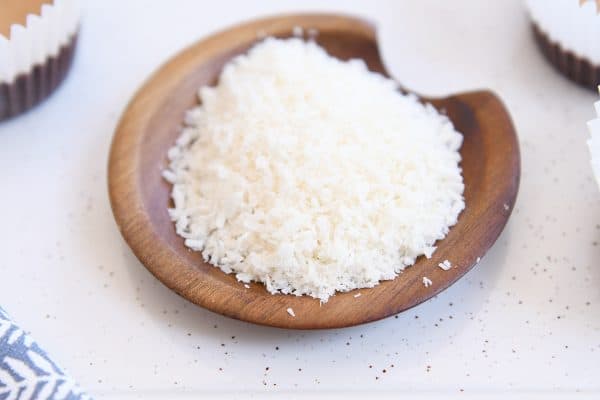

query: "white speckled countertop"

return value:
[0, 0, 599, 398]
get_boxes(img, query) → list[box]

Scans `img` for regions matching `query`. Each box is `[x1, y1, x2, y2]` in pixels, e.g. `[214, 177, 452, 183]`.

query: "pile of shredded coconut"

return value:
[164, 37, 465, 302]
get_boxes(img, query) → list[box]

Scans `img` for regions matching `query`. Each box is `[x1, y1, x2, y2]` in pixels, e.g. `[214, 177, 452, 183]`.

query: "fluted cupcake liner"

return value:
[0, 33, 77, 121]
[532, 23, 600, 90]
[588, 89, 600, 189]
[0, 0, 80, 121]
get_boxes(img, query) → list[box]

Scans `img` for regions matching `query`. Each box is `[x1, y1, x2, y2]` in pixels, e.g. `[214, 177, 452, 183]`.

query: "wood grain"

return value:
[108, 13, 520, 329]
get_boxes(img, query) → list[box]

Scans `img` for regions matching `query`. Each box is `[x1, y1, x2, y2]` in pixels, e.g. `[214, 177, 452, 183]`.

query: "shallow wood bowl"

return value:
[108, 14, 520, 329]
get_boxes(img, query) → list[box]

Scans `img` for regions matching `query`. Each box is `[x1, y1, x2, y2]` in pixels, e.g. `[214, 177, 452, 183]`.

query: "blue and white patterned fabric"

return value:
[0, 307, 90, 400]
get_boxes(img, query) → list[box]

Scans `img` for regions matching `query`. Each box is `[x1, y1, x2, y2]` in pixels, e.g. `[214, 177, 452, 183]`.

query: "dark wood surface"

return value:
[108, 14, 520, 329]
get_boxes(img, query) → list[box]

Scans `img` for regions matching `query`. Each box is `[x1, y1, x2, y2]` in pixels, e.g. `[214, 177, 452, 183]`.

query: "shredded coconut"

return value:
[354, 293, 362, 298]
[422, 277, 433, 287]
[165, 38, 465, 302]
[307, 28, 319, 39]
[292, 26, 303, 37]
[438, 259, 452, 271]
[286, 307, 296, 317]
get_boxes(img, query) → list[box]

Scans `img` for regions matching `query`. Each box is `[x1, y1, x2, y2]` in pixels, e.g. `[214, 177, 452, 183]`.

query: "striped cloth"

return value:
[0, 307, 90, 400]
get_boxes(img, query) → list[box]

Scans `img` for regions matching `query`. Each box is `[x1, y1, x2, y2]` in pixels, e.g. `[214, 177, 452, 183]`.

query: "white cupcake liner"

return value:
[526, 0, 600, 65]
[588, 87, 600, 189]
[0, 0, 80, 85]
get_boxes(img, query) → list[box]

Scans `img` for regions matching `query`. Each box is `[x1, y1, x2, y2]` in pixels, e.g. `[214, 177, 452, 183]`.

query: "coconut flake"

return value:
[165, 38, 465, 302]
[438, 259, 452, 271]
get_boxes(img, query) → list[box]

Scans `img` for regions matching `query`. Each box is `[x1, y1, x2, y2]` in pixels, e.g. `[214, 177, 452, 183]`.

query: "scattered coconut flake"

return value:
[244, 284, 250, 289]
[286, 307, 296, 317]
[292, 26, 303, 37]
[354, 293, 362, 298]
[503, 203, 510, 211]
[476, 257, 481, 263]
[422, 277, 433, 288]
[438, 259, 452, 271]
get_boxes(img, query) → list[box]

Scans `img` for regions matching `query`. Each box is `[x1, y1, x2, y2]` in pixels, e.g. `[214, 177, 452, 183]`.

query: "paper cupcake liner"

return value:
[532, 23, 600, 90]
[0, 33, 77, 121]
[588, 89, 600, 189]
[526, 0, 600, 65]
[0, 0, 80, 121]
[0, 0, 80, 84]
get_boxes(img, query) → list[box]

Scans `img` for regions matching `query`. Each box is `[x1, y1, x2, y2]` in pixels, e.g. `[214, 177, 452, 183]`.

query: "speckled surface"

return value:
[0, 0, 598, 398]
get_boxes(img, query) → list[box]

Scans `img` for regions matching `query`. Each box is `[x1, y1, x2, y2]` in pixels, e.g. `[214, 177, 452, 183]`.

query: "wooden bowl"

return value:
[108, 13, 520, 329]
